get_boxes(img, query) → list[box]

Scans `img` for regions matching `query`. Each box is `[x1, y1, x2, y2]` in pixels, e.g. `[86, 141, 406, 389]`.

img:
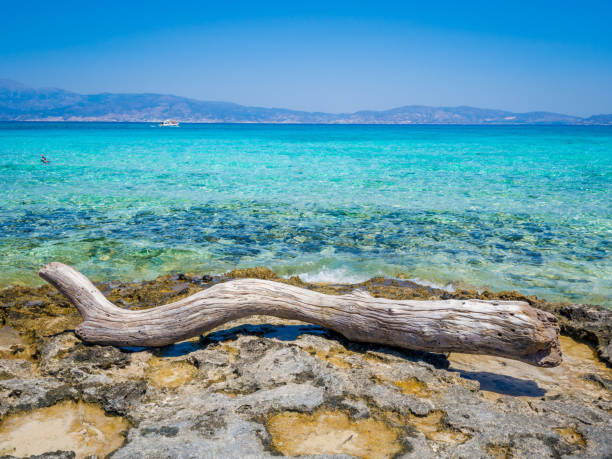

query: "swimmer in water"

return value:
[41, 154, 49, 164]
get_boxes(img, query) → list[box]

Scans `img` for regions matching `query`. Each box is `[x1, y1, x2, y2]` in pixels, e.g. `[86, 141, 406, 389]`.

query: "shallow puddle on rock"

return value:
[303, 345, 353, 369]
[0, 400, 129, 458]
[267, 409, 401, 459]
[394, 377, 431, 397]
[558, 335, 608, 372]
[213, 343, 240, 364]
[0, 326, 28, 359]
[448, 335, 612, 399]
[148, 359, 196, 388]
[219, 343, 239, 355]
[215, 389, 239, 398]
[409, 411, 469, 444]
[0, 327, 23, 347]
[487, 443, 511, 459]
[554, 427, 586, 447]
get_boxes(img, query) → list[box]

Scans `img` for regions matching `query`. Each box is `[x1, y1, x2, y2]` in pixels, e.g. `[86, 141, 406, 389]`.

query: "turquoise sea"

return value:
[1, 123, 611, 306]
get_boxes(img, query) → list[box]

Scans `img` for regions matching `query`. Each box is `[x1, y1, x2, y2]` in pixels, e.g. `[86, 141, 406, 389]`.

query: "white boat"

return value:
[159, 119, 179, 127]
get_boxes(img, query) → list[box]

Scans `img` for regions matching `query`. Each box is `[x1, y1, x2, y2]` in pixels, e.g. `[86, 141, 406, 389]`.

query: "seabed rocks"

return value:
[0, 269, 611, 458]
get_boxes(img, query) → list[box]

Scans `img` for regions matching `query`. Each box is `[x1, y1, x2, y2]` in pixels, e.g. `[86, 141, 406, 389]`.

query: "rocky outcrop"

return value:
[0, 270, 611, 458]
[538, 303, 612, 365]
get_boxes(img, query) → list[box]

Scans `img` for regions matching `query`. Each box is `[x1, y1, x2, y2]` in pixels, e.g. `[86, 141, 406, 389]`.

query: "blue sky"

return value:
[1, 1, 611, 116]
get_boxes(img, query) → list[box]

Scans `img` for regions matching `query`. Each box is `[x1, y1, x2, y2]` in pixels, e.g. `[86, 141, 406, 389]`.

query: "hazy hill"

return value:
[1, 79, 610, 124]
[585, 114, 612, 124]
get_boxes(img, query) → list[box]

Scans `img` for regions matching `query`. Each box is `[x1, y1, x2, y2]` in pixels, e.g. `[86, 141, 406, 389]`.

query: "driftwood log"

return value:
[39, 262, 561, 367]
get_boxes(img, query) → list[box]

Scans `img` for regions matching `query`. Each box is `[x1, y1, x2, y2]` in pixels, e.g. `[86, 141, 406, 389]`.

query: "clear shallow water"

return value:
[1, 122, 611, 306]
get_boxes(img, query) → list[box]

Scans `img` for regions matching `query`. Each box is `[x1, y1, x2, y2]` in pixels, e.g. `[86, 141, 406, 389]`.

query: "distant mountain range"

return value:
[1, 79, 611, 124]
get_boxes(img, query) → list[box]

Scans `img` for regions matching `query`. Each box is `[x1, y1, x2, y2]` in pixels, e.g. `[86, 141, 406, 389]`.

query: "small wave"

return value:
[406, 277, 456, 293]
[292, 268, 372, 284]
[286, 267, 457, 291]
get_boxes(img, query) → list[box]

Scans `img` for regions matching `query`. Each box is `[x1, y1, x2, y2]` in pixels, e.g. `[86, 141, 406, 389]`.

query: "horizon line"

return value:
[3, 121, 612, 127]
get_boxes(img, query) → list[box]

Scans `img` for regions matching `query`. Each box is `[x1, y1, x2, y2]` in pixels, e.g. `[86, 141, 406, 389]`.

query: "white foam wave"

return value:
[407, 277, 456, 293]
[293, 268, 371, 284]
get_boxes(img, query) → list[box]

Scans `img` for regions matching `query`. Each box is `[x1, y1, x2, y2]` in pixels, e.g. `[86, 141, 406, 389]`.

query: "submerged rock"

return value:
[0, 270, 610, 458]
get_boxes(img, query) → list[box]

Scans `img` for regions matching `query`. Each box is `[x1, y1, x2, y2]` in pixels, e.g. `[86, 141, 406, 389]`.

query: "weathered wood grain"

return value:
[39, 262, 561, 366]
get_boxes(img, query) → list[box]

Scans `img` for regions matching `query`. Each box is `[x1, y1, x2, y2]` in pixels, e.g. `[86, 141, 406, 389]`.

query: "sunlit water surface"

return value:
[1, 123, 611, 306]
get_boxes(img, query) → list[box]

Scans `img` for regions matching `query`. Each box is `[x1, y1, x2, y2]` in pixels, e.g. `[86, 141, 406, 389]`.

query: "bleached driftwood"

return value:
[39, 262, 561, 367]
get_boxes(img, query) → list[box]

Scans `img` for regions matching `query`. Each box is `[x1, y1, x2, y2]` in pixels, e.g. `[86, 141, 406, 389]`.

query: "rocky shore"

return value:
[1, 268, 611, 458]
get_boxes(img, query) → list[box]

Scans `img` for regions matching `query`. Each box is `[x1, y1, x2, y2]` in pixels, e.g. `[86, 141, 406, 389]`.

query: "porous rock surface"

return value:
[0, 269, 610, 458]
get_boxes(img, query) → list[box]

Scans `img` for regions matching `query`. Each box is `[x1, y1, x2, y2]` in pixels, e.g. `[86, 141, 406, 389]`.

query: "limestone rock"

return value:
[0, 274, 610, 458]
